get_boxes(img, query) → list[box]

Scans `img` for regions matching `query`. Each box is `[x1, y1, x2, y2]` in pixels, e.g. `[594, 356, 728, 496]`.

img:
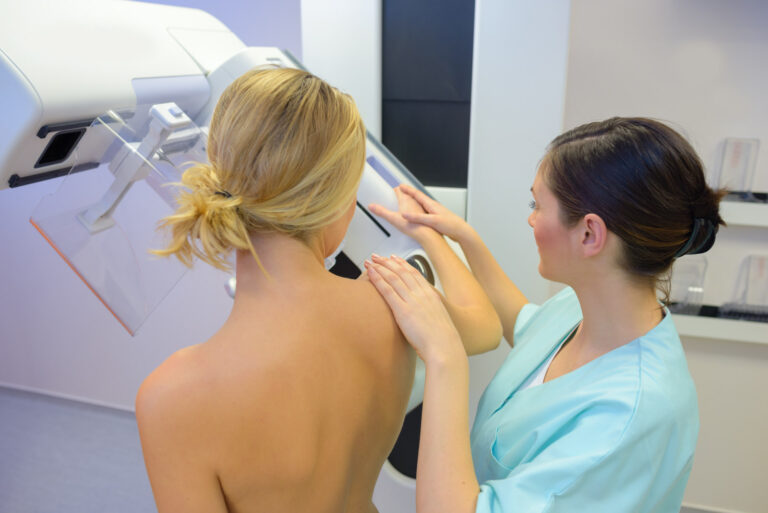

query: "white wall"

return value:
[300, 0, 382, 138]
[466, 0, 572, 307]
[143, 0, 303, 58]
[564, 1, 768, 511]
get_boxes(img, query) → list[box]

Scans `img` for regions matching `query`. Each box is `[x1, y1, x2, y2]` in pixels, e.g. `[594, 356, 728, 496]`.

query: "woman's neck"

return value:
[232, 232, 328, 300]
[568, 270, 663, 356]
[210, 233, 333, 347]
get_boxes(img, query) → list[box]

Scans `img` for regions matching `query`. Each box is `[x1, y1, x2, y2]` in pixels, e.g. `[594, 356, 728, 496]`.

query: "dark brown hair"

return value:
[544, 117, 725, 301]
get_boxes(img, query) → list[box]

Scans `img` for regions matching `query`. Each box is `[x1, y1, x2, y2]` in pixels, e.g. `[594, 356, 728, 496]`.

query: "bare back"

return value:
[137, 272, 415, 513]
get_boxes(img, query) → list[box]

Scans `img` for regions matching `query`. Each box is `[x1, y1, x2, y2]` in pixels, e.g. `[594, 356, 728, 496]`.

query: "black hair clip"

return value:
[675, 217, 717, 258]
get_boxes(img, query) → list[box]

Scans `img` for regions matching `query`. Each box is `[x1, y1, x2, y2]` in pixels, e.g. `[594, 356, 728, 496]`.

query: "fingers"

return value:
[370, 254, 424, 291]
[397, 184, 441, 214]
[367, 203, 393, 216]
[401, 211, 436, 226]
[369, 199, 428, 232]
[364, 260, 407, 310]
[364, 256, 413, 302]
[367, 203, 402, 226]
[395, 187, 430, 219]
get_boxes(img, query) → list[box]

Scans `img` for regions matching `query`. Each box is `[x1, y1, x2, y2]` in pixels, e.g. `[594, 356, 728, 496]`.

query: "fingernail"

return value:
[372, 253, 381, 259]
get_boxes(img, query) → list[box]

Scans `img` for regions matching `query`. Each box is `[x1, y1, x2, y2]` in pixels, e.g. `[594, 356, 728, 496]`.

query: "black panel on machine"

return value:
[329, 252, 362, 279]
[35, 129, 86, 168]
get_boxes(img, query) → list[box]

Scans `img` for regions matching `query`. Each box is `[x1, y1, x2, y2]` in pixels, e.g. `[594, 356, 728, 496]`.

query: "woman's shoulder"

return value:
[135, 345, 214, 422]
[319, 275, 415, 376]
[569, 332, 697, 445]
[325, 275, 407, 339]
[135, 344, 227, 459]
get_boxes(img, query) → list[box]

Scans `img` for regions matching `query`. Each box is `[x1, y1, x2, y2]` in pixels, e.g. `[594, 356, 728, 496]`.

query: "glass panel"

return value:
[30, 104, 208, 335]
[669, 256, 708, 315]
[714, 138, 760, 200]
[720, 254, 768, 322]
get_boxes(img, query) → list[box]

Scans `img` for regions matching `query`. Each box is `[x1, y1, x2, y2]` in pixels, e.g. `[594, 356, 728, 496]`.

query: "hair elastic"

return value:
[214, 190, 232, 198]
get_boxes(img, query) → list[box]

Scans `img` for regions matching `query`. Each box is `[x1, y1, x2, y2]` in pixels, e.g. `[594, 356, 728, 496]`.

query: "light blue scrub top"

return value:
[471, 287, 699, 513]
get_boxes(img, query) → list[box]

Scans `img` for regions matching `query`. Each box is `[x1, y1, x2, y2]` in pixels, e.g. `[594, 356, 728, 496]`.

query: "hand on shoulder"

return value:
[365, 254, 465, 366]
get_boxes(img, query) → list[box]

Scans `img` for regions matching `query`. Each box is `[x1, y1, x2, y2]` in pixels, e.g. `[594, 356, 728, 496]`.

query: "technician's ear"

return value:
[581, 213, 608, 257]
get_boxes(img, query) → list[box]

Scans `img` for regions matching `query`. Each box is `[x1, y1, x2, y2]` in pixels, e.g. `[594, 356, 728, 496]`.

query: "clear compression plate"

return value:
[30, 104, 208, 335]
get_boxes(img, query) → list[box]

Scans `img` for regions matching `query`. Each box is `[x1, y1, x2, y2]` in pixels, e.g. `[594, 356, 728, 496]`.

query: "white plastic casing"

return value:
[0, 0, 245, 189]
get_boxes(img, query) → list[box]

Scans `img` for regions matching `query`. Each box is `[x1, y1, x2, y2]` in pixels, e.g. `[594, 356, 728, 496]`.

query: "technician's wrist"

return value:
[455, 223, 479, 247]
[415, 227, 446, 247]
[424, 342, 468, 375]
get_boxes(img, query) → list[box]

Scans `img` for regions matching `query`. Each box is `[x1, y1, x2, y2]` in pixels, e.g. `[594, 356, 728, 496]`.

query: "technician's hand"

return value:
[368, 186, 439, 244]
[365, 254, 465, 365]
[370, 184, 470, 243]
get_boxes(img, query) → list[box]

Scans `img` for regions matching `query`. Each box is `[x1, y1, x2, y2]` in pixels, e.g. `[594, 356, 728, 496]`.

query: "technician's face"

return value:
[528, 168, 574, 282]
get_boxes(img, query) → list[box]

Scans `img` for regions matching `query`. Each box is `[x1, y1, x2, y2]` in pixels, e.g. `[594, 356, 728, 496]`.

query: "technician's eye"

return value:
[528, 200, 536, 210]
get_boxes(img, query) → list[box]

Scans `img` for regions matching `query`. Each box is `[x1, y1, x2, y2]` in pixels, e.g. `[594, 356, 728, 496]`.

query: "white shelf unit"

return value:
[720, 200, 768, 228]
[674, 200, 766, 345]
[673, 314, 768, 345]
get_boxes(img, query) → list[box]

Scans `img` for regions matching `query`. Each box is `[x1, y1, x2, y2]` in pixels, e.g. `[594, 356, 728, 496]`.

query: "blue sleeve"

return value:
[512, 303, 539, 340]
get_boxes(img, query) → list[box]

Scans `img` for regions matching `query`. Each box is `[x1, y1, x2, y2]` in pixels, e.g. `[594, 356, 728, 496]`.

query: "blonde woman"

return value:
[135, 68, 501, 513]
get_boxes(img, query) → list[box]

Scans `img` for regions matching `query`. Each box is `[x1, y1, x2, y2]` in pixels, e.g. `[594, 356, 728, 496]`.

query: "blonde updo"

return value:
[152, 67, 367, 271]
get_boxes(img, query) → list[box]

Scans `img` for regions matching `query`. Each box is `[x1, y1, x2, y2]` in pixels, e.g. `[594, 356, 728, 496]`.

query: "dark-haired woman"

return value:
[365, 117, 723, 513]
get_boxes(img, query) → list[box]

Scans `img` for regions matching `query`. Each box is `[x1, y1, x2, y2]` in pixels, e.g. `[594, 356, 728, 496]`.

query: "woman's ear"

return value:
[581, 213, 608, 258]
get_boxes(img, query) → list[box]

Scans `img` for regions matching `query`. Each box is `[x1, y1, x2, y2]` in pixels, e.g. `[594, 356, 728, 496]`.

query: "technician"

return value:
[365, 117, 723, 513]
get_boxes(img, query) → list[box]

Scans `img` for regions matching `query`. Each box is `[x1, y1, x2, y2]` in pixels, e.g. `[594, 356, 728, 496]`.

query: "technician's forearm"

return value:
[419, 232, 502, 354]
[419, 231, 492, 310]
[455, 227, 528, 343]
[417, 355, 479, 513]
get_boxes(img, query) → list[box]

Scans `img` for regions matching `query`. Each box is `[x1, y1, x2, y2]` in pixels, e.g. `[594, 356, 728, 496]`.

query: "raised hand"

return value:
[370, 184, 470, 242]
[365, 254, 465, 365]
[367, 186, 438, 243]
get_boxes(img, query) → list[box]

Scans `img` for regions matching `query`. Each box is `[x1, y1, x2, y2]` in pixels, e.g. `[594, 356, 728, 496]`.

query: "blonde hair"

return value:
[152, 67, 366, 272]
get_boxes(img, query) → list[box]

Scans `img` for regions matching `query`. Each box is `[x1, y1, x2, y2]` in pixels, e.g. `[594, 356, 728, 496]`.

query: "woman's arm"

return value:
[418, 352, 479, 513]
[423, 234, 503, 354]
[136, 362, 229, 513]
[371, 184, 527, 346]
[370, 187, 502, 355]
[365, 256, 479, 513]
[450, 225, 528, 346]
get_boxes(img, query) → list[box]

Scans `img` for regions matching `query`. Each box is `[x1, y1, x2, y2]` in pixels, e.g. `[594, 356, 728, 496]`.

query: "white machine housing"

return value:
[0, 0, 437, 304]
[1, 0, 432, 507]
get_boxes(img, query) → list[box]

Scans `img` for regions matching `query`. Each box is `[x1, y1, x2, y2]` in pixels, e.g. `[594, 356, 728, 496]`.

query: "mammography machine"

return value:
[0, 0, 437, 336]
[1, 1, 428, 507]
